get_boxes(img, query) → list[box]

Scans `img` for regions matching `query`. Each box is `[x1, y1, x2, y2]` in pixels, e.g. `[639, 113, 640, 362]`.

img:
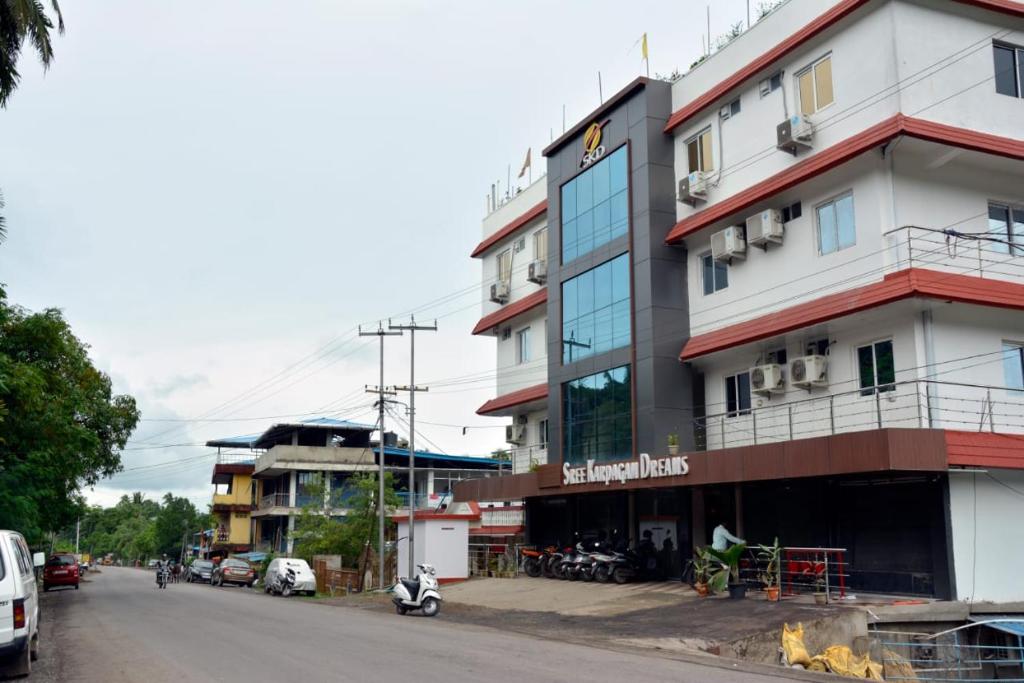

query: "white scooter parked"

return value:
[392, 563, 442, 617]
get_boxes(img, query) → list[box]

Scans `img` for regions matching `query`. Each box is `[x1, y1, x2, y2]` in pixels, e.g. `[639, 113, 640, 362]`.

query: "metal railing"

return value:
[216, 452, 258, 465]
[509, 444, 548, 475]
[886, 225, 1024, 285]
[479, 507, 524, 528]
[871, 621, 1024, 682]
[696, 380, 1024, 451]
[258, 492, 291, 510]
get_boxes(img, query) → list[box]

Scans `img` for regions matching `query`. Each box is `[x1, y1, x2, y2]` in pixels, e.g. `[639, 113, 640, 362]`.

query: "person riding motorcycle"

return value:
[155, 554, 170, 586]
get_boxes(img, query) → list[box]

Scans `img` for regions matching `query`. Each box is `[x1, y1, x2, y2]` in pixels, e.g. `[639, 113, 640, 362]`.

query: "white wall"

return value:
[948, 469, 1024, 603]
[395, 518, 469, 581]
[496, 310, 547, 396]
[509, 407, 550, 474]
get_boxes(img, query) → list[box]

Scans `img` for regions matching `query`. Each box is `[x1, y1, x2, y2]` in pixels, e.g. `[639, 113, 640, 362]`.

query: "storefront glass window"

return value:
[561, 146, 629, 263]
[561, 253, 630, 364]
[562, 365, 632, 465]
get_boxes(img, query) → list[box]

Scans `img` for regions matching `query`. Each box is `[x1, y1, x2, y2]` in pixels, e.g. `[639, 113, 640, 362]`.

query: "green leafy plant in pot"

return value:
[667, 433, 679, 455]
[756, 537, 781, 601]
[691, 547, 713, 597]
[707, 543, 747, 599]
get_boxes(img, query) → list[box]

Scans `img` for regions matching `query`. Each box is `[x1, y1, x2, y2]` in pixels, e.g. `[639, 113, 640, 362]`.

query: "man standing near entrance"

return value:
[712, 523, 744, 551]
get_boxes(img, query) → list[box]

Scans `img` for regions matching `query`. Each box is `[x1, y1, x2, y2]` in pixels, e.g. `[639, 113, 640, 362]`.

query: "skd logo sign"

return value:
[580, 119, 609, 168]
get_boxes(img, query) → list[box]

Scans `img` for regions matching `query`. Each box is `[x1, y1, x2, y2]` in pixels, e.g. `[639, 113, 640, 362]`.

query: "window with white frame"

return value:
[533, 227, 548, 263]
[686, 128, 714, 174]
[993, 43, 1023, 98]
[701, 252, 728, 295]
[816, 192, 855, 255]
[516, 327, 531, 364]
[796, 54, 834, 116]
[988, 203, 1024, 255]
[1004, 342, 1024, 390]
[725, 372, 751, 417]
[497, 249, 512, 283]
[857, 339, 895, 396]
[538, 419, 549, 449]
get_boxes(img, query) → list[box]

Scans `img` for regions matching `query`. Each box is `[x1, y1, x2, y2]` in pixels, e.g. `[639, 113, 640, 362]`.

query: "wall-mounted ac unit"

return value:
[790, 355, 828, 388]
[527, 259, 547, 284]
[490, 281, 510, 304]
[711, 226, 746, 263]
[746, 209, 785, 247]
[677, 171, 708, 206]
[750, 363, 785, 394]
[505, 424, 526, 445]
[776, 114, 814, 154]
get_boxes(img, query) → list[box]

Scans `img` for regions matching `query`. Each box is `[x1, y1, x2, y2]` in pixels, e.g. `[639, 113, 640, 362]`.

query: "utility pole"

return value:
[360, 322, 402, 590]
[75, 517, 80, 555]
[390, 316, 437, 579]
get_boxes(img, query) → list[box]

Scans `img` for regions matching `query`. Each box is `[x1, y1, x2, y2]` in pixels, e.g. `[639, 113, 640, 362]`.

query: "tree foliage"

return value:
[0, 0, 65, 108]
[0, 289, 140, 543]
[292, 472, 400, 569]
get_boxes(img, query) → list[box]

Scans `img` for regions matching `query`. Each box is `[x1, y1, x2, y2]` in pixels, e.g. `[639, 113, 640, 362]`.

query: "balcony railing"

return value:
[479, 506, 524, 528]
[886, 225, 1024, 284]
[696, 379, 1024, 451]
[508, 444, 548, 475]
[258, 492, 291, 510]
[216, 452, 257, 465]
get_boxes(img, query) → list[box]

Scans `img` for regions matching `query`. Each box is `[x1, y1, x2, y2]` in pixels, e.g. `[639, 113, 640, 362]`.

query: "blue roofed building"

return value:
[207, 418, 502, 555]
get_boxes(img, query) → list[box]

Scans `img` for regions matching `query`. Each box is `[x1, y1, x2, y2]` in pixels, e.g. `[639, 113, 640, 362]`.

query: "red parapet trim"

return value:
[477, 383, 548, 416]
[666, 115, 1024, 244]
[469, 525, 525, 536]
[680, 268, 1024, 360]
[663, 0, 1024, 135]
[471, 288, 547, 335]
[470, 200, 547, 258]
[946, 430, 1024, 469]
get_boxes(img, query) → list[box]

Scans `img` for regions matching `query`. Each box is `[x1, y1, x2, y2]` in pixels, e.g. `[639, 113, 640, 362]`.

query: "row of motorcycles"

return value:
[520, 540, 662, 584]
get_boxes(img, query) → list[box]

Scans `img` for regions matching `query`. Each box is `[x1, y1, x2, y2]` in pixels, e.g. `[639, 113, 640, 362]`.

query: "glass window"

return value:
[516, 327, 531, 364]
[533, 227, 548, 263]
[725, 372, 751, 417]
[816, 193, 855, 255]
[797, 55, 834, 115]
[987, 203, 1024, 255]
[701, 252, 728, 295]
[562, 365, 632, 465]
[994, 44, 1022, 98]
[496, 249, 512, 283]
[1004, 342, 1024, 390]
[858, 340, 895, 396]
[538, 419, 549, 449]
[561, 253, 631, 363]
[686, 129, 714, 174]
[561, 146, 628, 263]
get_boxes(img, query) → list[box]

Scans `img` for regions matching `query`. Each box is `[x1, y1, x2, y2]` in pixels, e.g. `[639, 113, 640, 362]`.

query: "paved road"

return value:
[30, 567, 810, 682]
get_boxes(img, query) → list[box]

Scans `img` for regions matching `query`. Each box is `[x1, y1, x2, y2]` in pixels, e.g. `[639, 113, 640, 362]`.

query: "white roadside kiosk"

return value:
[393, 502, 480, 582]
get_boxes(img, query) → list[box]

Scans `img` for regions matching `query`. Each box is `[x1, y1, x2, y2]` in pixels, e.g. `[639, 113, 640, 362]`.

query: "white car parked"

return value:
[0, 530, 45, 677]
[264, 558, 316, 597]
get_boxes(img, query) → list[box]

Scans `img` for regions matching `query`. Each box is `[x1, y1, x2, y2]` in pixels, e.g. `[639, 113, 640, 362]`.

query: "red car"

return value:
[211, 558, 255, 587]
[43, 554, 80, 591]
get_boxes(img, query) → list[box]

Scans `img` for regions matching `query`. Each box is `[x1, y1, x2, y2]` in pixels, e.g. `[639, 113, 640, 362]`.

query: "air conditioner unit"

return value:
[790, 355, 828, 389]
[677, 171, 708, 206]
[711, 226, 746, 263]
[489, 281, 510, 304]
[505, 424, 526, 445]
[776, 114, 814, 154]
[750, 363, 785, 394]
[527, 259, 547, 284]
[746, 209, 785, 247]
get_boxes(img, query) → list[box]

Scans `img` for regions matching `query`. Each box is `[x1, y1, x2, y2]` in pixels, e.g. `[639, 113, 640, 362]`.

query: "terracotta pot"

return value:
[766, 586, 780, 602]
[814, 591, 828, 605]
[695, 582, 709, 597]
[668, 444, 679, 455]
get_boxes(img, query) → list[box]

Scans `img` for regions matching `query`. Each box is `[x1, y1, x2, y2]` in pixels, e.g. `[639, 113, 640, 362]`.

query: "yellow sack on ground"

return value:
[782, 623, 813, 667]
[812, 645, 884, 680]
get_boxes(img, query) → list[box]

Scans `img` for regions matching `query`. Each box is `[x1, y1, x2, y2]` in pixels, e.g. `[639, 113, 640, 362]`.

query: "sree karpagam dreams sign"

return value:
[562, 453, 689, 486]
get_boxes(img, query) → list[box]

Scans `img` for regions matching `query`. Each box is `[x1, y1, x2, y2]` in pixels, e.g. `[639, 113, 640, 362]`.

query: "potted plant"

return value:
[708, 543, 747, 599]
[667, 433, 680, 455]
[813, 569, 828, 605]
[691, 547, 712, 597]
[756, 537, 781, 601]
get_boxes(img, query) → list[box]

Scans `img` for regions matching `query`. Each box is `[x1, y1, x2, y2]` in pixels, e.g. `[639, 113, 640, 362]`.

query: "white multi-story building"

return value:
[463, 0, 1024, 602]
[472, 177, 551, 474]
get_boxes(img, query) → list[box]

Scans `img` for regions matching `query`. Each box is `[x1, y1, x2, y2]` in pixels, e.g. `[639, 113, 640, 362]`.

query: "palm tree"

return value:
[0, 0, 65, 108]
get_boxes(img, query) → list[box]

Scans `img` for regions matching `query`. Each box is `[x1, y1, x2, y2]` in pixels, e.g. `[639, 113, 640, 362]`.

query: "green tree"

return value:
[0, 0, 64, 108]
[0, 291, 140, 544]
[153, 493, 202, 557]
[292, 472, 400, 569]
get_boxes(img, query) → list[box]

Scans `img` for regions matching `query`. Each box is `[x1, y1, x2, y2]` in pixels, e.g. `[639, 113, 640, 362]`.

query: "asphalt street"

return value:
[27, 567, 813, 682]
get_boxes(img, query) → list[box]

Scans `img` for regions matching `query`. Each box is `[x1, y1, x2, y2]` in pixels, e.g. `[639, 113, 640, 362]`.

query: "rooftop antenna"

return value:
[598, 71, 604, 104]
[507, 164, 511, 198]
[747, 0, 751, 29]
[707, 5, 712, 56]
[562, 104, 566, 133]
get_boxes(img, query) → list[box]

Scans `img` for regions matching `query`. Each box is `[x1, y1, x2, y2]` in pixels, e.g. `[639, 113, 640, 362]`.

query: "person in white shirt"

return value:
[711, 524, 745, 551]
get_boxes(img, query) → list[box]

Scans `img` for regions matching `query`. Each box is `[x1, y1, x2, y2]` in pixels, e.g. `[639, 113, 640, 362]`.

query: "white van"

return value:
[0, 531, 44, 677]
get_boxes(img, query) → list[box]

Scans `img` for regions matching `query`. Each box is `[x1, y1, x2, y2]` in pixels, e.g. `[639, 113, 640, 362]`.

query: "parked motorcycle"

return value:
[519, 547, 546, 578]
[392, 563, 442, 617]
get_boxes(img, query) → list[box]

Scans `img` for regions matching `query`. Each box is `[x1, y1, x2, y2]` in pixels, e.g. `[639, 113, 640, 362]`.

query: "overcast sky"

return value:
[0, 0, 753, 508]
